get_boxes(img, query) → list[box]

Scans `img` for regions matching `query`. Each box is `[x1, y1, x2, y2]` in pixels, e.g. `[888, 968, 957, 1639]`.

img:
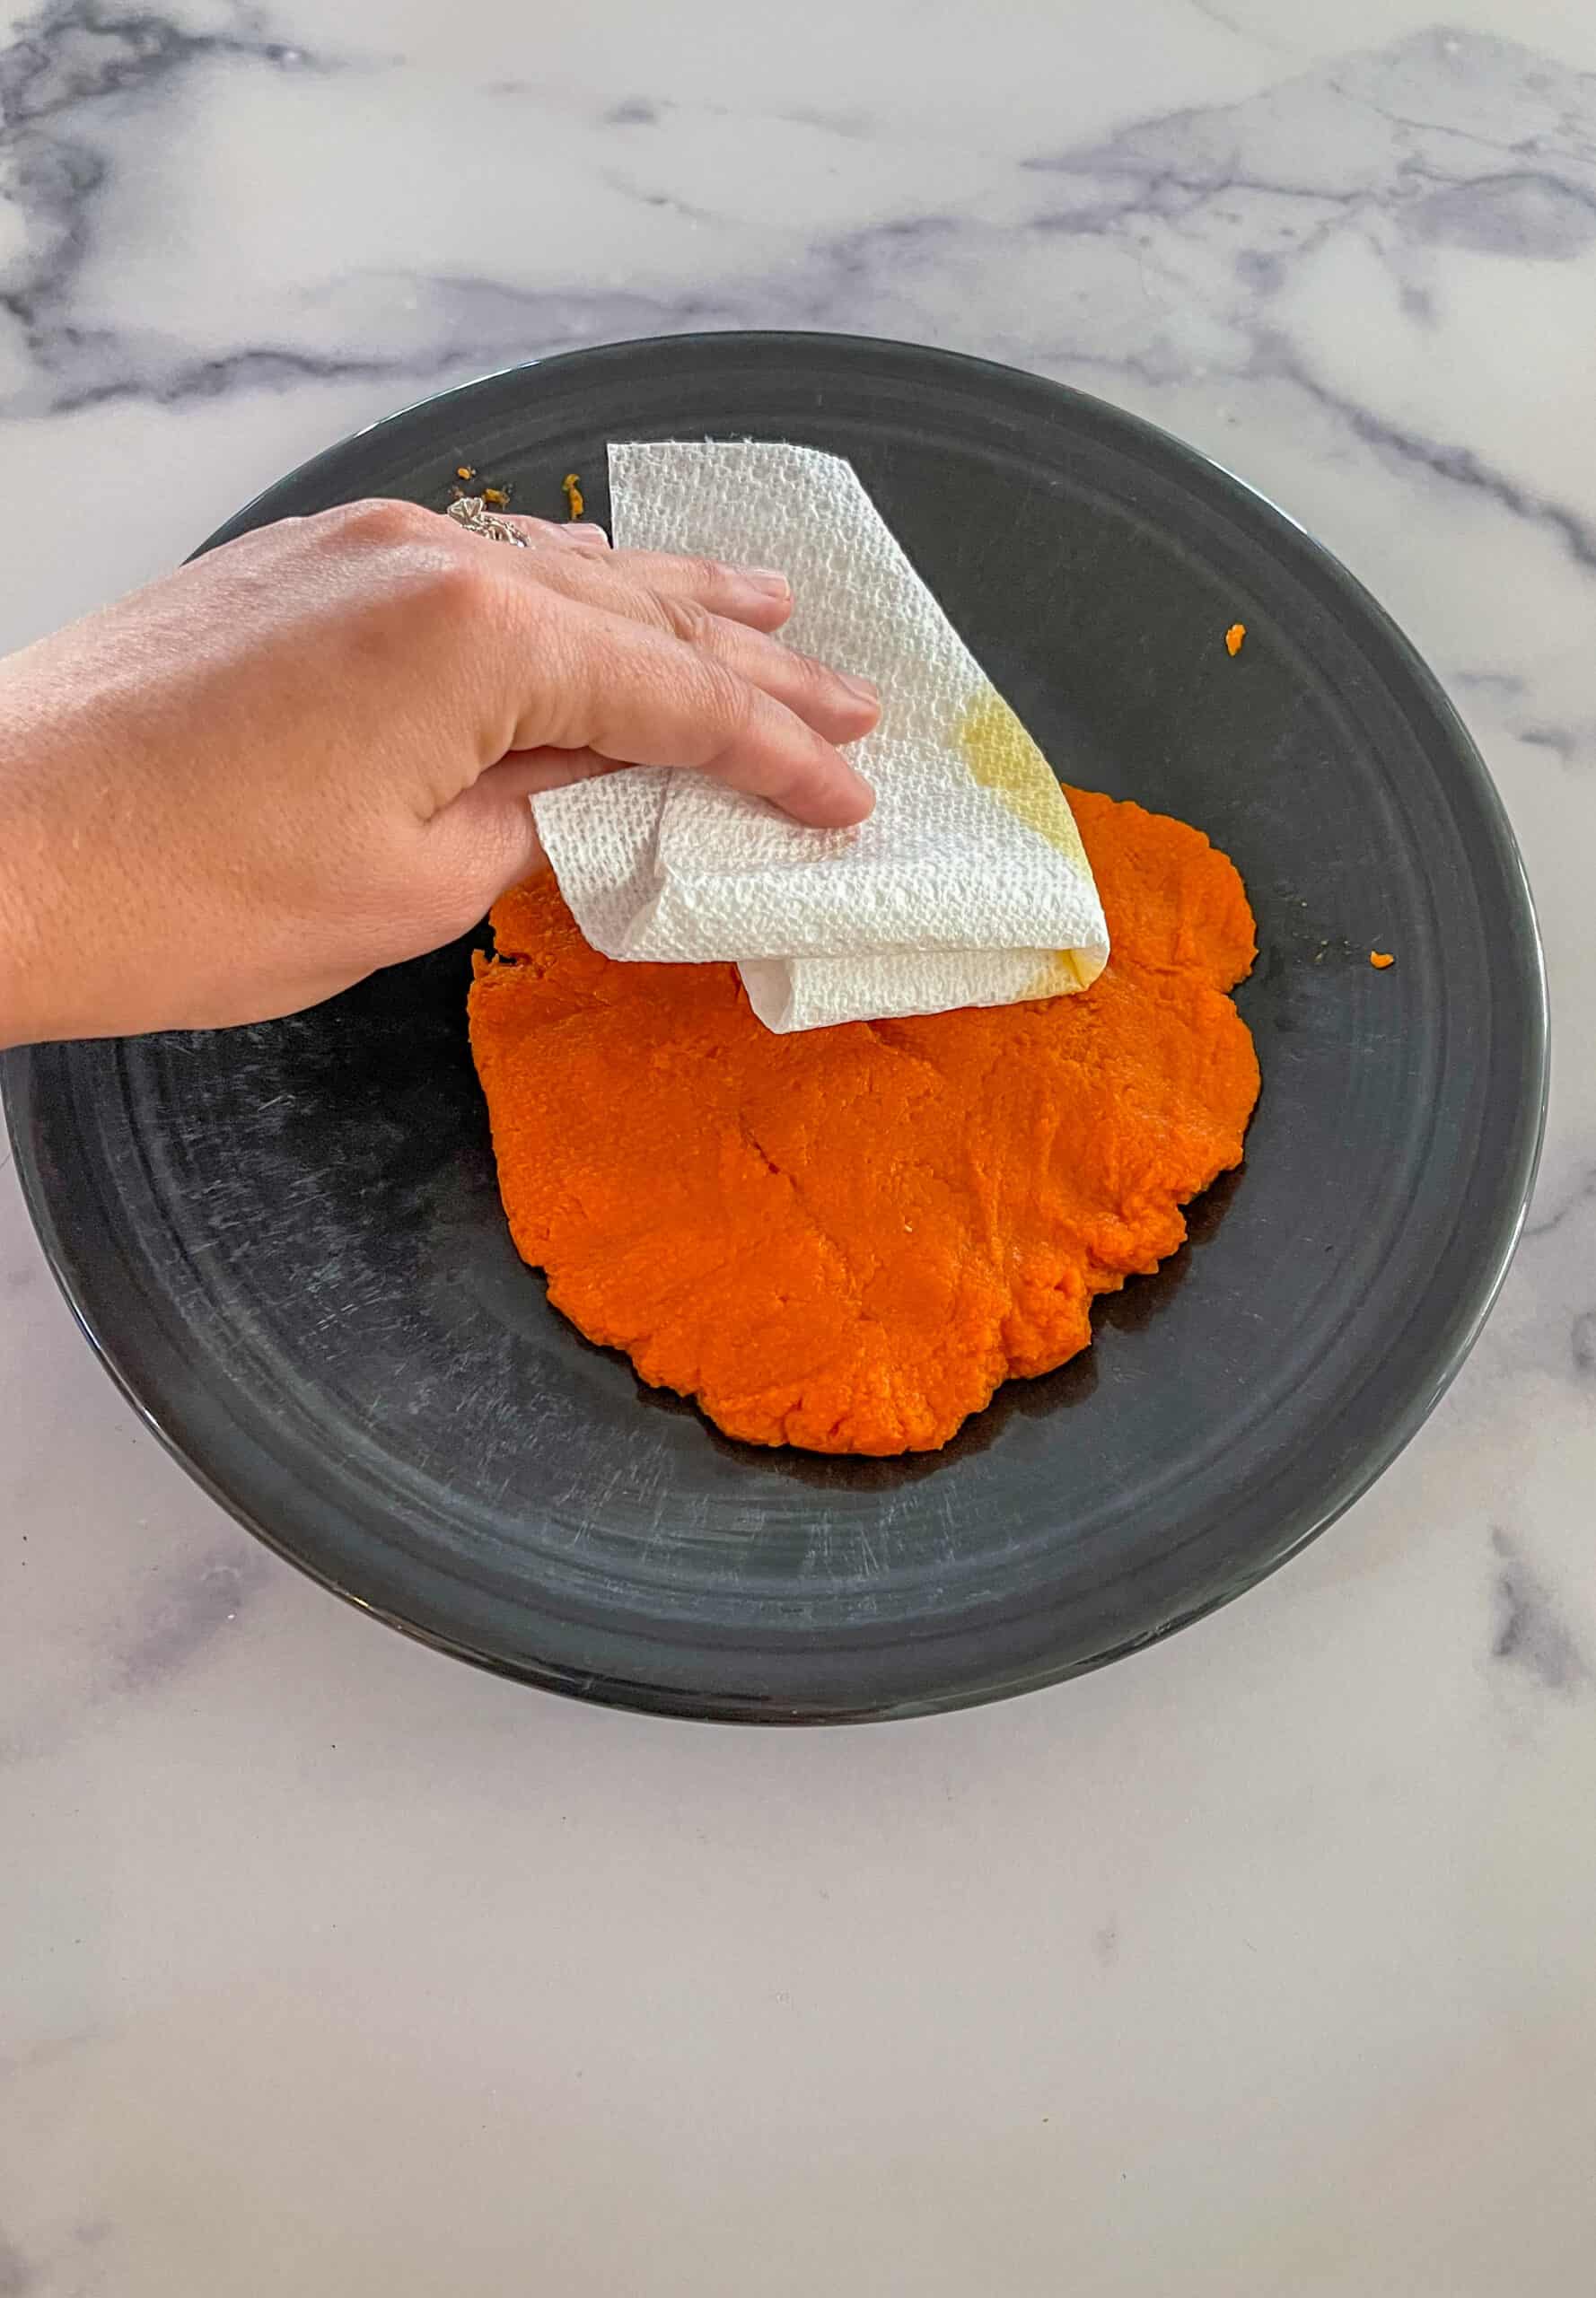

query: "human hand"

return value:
[0, 500, 879, 1047]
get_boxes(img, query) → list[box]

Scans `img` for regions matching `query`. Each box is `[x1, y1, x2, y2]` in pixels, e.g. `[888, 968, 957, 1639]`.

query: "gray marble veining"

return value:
[3, 3, 1594, 2291]
[1492, 1530, 1591, 1695]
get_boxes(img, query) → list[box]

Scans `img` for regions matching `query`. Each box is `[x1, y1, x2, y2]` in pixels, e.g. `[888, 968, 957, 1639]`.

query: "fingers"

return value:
[502, 513, 794, 635]
[416, 504, 879, 829]
[481, 747, 620, 803]
[495, 548, 877, 749]
[586, 548, 793, 633]
[425, 753, 616, 934]
[504, 595, 875, 828]
[684, 617, 878, 750]
[504, 516, 612, 554]
[424, 765, 548, 926]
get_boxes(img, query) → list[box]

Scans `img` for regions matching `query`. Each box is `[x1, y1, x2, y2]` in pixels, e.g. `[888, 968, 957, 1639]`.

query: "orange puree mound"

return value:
[468, 787, 1261, 1455]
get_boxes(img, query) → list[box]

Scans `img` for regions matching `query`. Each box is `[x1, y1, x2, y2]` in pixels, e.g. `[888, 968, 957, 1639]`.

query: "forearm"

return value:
[0, 744, 59, 1051]
[0, 662, 125, 1048]
[0, 627, 194, 1048]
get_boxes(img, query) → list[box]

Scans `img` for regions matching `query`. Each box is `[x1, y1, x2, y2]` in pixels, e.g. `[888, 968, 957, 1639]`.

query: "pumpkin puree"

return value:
[469, 787, 1260, 1454]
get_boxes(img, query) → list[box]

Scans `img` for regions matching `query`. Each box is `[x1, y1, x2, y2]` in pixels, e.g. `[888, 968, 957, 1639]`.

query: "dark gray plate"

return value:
[3, 334, 1547, 1723]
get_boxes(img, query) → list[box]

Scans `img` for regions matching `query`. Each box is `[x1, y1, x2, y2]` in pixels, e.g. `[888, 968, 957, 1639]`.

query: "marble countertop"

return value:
[3, 3, 1594, 2289]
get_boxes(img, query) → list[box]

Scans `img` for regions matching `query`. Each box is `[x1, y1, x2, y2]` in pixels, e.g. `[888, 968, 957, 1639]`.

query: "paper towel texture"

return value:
[531, 441, 1109, 1032]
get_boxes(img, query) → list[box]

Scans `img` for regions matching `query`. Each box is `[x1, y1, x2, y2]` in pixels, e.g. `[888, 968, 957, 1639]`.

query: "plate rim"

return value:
[2, 329, 1551, 1724]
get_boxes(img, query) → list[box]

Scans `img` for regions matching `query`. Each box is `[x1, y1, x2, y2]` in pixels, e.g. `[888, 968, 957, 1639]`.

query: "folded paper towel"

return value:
[531, 441, 1109, 1032]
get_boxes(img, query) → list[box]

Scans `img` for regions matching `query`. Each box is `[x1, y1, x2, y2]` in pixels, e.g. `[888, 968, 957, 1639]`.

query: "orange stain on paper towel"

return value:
[469, 789, 1260, 1454]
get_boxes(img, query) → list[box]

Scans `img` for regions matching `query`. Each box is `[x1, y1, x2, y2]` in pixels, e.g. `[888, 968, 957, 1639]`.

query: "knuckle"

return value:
[522, 594, 597, 748]
[690, 554, 732, 596]
[789, 647, 838, 701]
[418, 541, 495, 622]
[697, 655, 757, 739]
[325, 496, 435, 549]
[656, 591, 717, 649]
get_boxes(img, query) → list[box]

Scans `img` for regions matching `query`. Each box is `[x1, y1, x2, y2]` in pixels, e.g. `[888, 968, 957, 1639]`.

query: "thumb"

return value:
[423, 762, 547, 927]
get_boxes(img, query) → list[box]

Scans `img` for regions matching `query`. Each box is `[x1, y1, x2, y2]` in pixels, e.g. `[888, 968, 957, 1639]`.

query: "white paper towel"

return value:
[531, 441, 1109, 1032]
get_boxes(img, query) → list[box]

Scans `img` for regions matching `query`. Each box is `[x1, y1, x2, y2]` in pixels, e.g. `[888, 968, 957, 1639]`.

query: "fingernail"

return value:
[837, 671, 879, 704]
[742, 567, 791, 599]
[562, 522, 610, 546]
